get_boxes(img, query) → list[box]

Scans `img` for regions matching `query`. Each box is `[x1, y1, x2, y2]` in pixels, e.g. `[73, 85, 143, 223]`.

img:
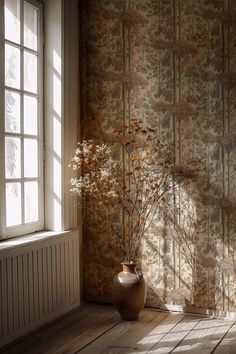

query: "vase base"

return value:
[120, 314, 139, 321]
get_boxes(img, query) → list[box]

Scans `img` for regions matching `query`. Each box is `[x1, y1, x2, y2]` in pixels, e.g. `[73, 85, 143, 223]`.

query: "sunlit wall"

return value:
[80, 0, 236, 313]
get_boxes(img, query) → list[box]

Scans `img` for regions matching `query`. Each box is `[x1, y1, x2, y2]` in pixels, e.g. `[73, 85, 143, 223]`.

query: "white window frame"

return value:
[0, 0, 80, 242]
[0, 0, 44, 239]
[44, 0, 79, 233]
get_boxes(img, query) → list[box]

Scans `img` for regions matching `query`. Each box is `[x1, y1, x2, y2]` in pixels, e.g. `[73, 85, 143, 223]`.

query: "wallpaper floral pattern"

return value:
[80, 0, 236, 312]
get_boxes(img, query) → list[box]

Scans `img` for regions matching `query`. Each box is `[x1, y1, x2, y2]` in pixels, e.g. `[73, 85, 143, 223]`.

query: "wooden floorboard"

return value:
[1, 304, 236, 354]
[171, 318, 234, 354]
[212, 323, 236, 354]
[148, 315, 202, 353]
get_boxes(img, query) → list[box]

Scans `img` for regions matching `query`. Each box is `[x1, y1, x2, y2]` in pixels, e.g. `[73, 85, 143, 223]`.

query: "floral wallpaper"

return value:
[80, 0, 236, 312]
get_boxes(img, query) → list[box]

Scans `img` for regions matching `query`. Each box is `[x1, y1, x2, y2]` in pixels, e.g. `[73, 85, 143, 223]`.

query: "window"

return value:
[0, 0, 44, 238]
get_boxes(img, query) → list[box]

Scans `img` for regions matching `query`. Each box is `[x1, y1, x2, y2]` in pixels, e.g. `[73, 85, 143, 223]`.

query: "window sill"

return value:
[0, 230, 78, 252]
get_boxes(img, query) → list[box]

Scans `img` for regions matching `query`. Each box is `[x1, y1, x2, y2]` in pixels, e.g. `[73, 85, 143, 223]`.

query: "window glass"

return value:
[5, 44, 21, 89]
[24, 95, 38, 135]
[5, 90, 21, 133]
[24, 181, 38, 223]
[6, 182, 22, 227]
[24, 1, 38, 50]
[24, 138, 38, 178]
[24, 51, 38, 93]
[5, 0, 21, 44]
[5, 136, 21, 178]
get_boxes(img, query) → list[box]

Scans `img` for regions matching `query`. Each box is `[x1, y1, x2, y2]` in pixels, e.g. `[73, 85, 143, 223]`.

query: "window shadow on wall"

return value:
[143, 176, 236, 314]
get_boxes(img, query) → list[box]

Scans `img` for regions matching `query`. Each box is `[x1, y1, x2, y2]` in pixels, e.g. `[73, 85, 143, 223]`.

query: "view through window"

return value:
[1, 0, 43, 238]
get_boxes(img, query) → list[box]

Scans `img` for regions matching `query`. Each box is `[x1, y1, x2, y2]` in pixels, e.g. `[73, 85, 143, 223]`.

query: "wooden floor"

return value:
[2, 304, 236, 354]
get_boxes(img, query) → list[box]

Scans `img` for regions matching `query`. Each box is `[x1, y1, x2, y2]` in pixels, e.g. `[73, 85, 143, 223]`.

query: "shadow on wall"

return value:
[144, 176, 236, 313]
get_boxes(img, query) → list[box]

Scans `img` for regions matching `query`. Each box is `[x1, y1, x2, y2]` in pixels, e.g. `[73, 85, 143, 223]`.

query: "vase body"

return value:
[112, 262, 146, 320]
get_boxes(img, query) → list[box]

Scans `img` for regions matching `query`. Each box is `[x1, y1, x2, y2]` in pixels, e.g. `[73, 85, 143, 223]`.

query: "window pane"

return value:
[24, 51, 37, 93]
[5, 90, 20, 133]
[24, 181, 38, 223]
[5, 136, 21, 178]
[6, 182, 21, 227]
[24, 138, 38, 177]
[24, 2, 38, 50]
[5, 44, 21, 89]
[5, 0, 20, 44]
[24, 95, 38, 135]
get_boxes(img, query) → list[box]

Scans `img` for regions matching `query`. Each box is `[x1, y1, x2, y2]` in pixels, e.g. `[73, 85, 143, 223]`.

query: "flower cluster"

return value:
[69, 141, 116, 198]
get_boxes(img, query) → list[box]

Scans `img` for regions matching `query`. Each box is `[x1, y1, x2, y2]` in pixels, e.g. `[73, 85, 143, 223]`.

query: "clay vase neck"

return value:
[121, 262, 143, 280]
[121, 262, 137, 273]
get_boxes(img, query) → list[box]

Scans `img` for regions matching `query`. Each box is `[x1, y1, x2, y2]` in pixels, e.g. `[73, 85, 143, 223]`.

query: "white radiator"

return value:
[0, 231, 80, 348]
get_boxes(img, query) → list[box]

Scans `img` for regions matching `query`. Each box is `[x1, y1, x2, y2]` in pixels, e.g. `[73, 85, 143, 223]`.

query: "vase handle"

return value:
[135, 267, 143, 280]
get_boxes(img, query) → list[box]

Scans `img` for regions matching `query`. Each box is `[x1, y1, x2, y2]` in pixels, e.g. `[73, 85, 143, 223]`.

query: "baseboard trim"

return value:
[84, 294, 236, 320]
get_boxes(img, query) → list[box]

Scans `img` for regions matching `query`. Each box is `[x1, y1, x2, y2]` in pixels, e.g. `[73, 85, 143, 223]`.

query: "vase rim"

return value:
[121, 261, 136, 266]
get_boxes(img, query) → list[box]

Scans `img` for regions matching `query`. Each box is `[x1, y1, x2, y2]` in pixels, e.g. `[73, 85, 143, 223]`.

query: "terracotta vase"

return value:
[112, 262, 146, 320]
